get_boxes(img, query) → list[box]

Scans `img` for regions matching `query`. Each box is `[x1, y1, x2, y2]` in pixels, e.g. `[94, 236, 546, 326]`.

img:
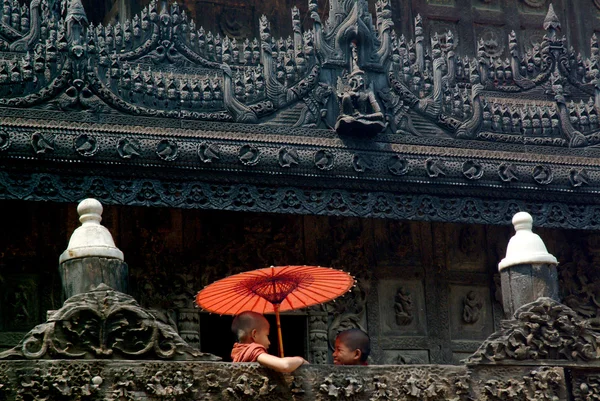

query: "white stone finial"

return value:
[59, 198, 124, 264]
[498, 211, 557, 271]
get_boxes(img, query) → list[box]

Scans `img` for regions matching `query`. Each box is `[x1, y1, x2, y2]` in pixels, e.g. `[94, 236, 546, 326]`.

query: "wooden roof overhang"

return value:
[1, 0, 600, 229]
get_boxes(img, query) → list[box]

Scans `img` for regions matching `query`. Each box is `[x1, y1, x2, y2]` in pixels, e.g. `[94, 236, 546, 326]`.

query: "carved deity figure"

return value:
[462, 290, 483, 324]
[335, 42, 386, 136]
[394, 286, 413, 326]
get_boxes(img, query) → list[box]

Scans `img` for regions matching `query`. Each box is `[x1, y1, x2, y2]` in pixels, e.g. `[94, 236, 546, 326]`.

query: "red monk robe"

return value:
[231, 342, 268, 362]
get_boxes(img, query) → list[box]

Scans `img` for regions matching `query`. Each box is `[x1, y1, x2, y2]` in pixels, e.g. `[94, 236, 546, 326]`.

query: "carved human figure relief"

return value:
[394, 286, 414, 325]
[463, 290, 483, 324]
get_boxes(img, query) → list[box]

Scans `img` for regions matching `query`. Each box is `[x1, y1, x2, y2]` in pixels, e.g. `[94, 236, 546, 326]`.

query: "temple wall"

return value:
[1, 199, 598, 365]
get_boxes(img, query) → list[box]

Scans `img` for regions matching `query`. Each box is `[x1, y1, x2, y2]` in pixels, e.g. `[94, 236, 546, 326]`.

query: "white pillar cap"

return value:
[59, 198, 124, 264]
[498, 212, 557, 271]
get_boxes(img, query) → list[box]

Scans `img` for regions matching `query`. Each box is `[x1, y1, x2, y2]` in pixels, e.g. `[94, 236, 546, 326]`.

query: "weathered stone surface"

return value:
[0, 284, 220, 361]
[467, 297, 600, 365]
[59, 257, 128, 298]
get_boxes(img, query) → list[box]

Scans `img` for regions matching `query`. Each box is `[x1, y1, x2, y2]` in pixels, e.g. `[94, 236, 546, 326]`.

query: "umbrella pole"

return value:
[274, 304, 284, 358]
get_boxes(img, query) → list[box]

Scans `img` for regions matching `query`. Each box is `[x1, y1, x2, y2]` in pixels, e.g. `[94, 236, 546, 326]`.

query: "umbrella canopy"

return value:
[195, 265, 355, 357]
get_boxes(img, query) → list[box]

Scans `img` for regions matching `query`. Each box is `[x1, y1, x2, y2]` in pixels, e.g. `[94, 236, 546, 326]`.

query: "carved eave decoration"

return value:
[2, 0, 600, 227]
[467, 297, 600, 367]
[0, 283, 221, 361]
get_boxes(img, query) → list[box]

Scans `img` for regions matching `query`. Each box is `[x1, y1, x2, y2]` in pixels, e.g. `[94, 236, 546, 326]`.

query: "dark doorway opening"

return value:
[200, 313, 308, 361]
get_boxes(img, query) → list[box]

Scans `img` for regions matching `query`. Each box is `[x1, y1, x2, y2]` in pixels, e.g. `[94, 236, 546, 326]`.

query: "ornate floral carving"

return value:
[572, 373, 600, 401]
[224, 373, 276, 400]
[15, 364, 103, 401]
[319, 374, 364, 400]
[107, 368, 137, 401]
[144, 365, 196, 400]
[468, 297, 600, 364]
[0, 284, 221, 361]
[482, 367, 563, 401]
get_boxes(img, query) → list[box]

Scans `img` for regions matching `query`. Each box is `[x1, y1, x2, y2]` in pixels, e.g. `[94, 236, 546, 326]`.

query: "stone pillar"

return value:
[59, 198, 127, 298]
[498, 212, 559, 318]
[307, 310, 329, 364]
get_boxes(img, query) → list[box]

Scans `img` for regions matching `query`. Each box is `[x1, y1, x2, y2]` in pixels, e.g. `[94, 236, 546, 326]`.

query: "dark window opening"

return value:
[200, 313, 308, 362]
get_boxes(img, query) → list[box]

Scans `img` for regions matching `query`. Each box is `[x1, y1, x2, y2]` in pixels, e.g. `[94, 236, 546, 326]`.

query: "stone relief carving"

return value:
[107, 368, 137, 401]
[572, 371, 600, 401]
[463, 290, 483, 324]
[394, 286, 414, 326]
[14, 364, 104, 401]
[335, 42, 386, 136]
[467, 297, 600, 364]
[0, 284, 220, 361]
[144, 364, 197, 400]
[0, 0, 594, 149]
[482, 367, 564, 401]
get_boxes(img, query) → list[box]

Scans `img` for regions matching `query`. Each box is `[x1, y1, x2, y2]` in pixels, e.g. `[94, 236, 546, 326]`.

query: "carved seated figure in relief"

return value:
[335, 43, 386, 136]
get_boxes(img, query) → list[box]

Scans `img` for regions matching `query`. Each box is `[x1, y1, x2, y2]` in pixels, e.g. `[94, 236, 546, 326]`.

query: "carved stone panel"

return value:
[449, 285, 494, 341]
[378, 279, 426, 336]
[444, 224, 488, 271]
[470, 365, 568, 401]
[0, 275, 40, 332]
[381, 349, 430, 364]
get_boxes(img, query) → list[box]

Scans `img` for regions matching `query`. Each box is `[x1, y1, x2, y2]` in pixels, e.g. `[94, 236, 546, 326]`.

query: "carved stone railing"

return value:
[1, 355, 599, 400]
[2, 286, 600, 400]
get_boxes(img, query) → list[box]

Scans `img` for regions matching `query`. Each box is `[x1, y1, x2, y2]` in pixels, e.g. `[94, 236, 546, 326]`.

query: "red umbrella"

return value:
[195, 265, 355, 357]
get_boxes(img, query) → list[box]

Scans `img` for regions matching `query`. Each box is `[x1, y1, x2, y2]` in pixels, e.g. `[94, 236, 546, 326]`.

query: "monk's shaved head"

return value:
[337, 329, 370, 362]
[232, 311, 269, 342]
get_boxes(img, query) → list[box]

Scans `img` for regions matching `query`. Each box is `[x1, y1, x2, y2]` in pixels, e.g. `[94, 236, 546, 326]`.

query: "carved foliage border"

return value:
[0, 171, 598, 230]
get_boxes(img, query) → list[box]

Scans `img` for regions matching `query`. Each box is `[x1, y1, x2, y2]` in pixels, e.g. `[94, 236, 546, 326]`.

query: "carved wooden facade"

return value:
[2, 0, 600, 399]
[0, 0, 599, 228]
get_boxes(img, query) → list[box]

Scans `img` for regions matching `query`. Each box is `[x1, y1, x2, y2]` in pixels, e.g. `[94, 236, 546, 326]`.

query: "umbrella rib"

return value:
[199, 288, 254, 311]
[200, 295, 242, 312]
[231, 294, 261, 316]
[299, 280, 353, 290]
[287, 285, 328, 305]
[198, 286, 250, 300]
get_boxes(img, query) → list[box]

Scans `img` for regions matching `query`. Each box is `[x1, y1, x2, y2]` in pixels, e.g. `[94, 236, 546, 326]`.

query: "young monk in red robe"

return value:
[333, 328, 370, 366]
[230, 311, 308, 373]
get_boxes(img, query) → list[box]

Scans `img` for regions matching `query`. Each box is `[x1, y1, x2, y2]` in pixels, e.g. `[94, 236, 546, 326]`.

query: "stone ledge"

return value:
[0, 359, 554, 401]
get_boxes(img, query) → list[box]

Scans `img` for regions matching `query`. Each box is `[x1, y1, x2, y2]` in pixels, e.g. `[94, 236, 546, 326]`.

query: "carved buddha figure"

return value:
[335, 42, 386, 136]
